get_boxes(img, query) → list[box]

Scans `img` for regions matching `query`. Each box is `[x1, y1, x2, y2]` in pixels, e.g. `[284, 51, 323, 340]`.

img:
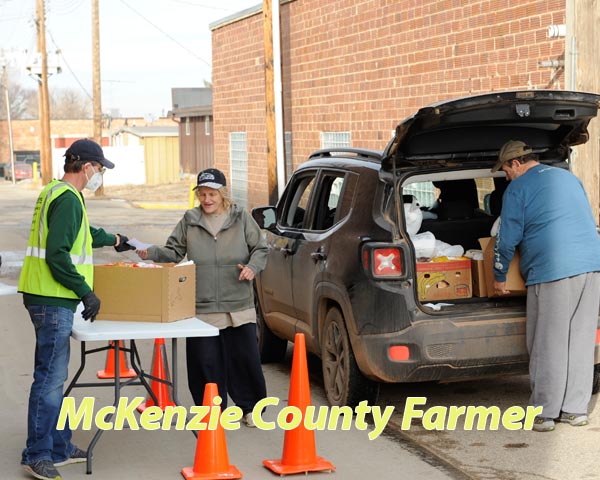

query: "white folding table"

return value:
[65, 311, 218, 474]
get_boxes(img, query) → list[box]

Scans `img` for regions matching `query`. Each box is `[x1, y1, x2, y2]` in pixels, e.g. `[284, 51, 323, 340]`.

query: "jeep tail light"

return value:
[389, 345, 410, 361]
[596, 329, 600, 345]
[372, 248, 403, 277]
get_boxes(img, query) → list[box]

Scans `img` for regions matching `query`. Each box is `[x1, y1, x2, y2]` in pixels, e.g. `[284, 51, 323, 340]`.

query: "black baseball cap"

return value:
[193, 168, 227, 190]
[64, 139, 115, 169]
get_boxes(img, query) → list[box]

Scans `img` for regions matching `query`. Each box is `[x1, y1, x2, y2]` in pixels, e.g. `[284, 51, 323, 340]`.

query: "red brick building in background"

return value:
[210, 0, 570, 209]
[0, 117, 176, 164]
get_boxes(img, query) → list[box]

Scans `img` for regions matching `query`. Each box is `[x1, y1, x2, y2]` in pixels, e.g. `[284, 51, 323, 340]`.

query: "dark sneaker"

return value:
[558, 412, 588, 426]
[54, 446, 88, 466]
[22, 460, 62, 480]
[532, 416, 555, 432]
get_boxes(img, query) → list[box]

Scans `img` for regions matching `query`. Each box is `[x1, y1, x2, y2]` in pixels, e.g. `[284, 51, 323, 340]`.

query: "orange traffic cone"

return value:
[181, 383, 242, 480]
[97, 340, 137, 379]
[263, 333, 335, 475]
[137, 338, 175, 412]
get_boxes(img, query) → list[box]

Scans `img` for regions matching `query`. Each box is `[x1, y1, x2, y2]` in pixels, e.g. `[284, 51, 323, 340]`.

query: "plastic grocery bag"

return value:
[404, 198, 423, 236]
[412, 231, 436, 258]
[433, 240, 464, 258]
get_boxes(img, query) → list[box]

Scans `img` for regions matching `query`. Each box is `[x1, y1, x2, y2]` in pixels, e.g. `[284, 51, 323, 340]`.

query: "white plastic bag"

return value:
[412, 231, 436, 258]
[404, 198, 423, 236]
[464, 249, 484, 261]
[433, 240, 464, 258]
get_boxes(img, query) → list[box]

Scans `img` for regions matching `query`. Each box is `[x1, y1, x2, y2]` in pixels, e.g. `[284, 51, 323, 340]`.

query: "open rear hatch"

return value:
[382, 90, 600, 171]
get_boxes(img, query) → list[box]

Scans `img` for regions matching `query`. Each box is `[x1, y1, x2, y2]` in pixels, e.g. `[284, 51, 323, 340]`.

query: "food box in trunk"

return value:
[416, 257, 472, 301]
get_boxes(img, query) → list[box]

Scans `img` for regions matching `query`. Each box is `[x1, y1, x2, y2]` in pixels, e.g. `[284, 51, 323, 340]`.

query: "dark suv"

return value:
[252, 90, 600, 407]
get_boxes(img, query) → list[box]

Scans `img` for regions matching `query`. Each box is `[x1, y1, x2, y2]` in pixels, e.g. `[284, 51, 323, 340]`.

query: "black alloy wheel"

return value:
[321, 306, 379, 408]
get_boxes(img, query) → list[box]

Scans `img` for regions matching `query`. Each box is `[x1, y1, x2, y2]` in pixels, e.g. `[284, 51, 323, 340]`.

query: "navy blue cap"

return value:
[64, 139, 115, 169]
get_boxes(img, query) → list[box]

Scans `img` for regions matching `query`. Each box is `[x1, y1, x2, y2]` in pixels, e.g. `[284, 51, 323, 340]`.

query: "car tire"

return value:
[593, 364, 600, 395]
[255, 296, 288, 363]
[321, 306, 379, 408]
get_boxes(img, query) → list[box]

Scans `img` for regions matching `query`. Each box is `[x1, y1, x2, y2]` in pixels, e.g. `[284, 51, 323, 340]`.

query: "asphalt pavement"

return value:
[0, 180, 453, 480]
[2, 179, 600, 480]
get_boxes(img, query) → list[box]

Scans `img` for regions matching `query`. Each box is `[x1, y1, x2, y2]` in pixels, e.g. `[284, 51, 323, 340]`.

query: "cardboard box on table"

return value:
[416, 258, 472, 301]
[94, 263, 196, 322]
[478, 237, 526, 297]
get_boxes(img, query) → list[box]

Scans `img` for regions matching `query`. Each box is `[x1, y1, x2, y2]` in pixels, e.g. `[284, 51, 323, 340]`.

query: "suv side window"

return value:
[280, 173, 317, 228]
[311, 174, 346, 231]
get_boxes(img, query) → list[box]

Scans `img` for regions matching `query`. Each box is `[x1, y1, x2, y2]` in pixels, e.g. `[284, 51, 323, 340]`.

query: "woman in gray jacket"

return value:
[137, 168, 268, 427]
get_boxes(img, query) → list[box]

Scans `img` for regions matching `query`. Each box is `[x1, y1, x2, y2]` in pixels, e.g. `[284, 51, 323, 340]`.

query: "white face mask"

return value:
[84, 165, 103, 192]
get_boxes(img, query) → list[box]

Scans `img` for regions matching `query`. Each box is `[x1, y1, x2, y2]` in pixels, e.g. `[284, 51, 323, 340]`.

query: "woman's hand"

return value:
[136, 249, 148, 260]
[237, 264, 255, 281]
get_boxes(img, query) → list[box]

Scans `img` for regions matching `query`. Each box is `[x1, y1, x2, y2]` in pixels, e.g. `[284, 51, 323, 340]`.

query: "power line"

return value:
[166, 0, 236, 11]
[119, 0, 211, 68]
[47, 0, 86, 16]
[47, 28, 93, 100]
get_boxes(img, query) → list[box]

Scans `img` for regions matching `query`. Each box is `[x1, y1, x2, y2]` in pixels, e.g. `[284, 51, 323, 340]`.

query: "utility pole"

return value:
[263, 0, 278, 205]
[36, 0, 52, 185]
[92, 0, 104, 195]
[2, 65, 16, 186]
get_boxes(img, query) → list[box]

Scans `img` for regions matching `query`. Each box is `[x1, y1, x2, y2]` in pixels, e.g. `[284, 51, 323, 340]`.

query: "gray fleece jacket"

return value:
[146, 204, 268, 314]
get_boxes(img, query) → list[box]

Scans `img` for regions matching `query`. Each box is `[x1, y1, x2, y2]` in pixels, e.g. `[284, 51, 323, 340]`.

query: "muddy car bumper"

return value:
[352, 316, 532, 383]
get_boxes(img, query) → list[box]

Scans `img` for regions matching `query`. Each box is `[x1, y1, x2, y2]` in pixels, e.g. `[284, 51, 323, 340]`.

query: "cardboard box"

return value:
[94, 263, 196, 322]
[416, 258, 472, 301]
[471, 258, 488, 297]
[478, 237, 526, 297]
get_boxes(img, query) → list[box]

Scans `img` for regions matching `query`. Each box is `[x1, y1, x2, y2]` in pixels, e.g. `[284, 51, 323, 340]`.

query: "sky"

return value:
[0, 0, 260, 118]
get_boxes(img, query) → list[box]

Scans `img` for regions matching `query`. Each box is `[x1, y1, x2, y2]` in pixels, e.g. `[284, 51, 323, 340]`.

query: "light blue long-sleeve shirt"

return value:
[494, 164, 600, 286]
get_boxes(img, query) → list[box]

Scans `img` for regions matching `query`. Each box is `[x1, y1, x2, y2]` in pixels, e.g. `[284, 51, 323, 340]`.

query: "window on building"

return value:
[403, 181, 436, 208]
[205, 116, 211, 136]
[320, 131, 351, 149]
[185, 117, 190, 136]
[229, 132, 248, 208]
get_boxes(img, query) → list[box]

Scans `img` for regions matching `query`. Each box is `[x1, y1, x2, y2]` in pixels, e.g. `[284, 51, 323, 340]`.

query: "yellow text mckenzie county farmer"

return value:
[57, 396, 543, 439]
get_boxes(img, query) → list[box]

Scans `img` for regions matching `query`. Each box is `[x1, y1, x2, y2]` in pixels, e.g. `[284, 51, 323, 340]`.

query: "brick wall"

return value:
[212, 0, 566, 208]
[0, 117, 176, 163]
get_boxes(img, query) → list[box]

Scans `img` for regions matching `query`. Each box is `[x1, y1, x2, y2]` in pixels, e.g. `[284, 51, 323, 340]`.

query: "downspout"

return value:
[273, 0, 286, 198]
[570, 35, 577, 91]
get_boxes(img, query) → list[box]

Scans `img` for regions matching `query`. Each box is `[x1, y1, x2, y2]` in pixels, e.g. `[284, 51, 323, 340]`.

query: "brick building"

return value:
[0, 116, 176, 164]
[211, 0, 576, 209]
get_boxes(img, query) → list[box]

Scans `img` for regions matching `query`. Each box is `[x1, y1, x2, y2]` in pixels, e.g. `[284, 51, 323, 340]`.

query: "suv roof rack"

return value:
[308, 148, 382, 162]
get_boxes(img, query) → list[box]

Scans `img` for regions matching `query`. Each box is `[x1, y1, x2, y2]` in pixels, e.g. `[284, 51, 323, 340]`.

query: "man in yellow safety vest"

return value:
[18, 139, 135, 480]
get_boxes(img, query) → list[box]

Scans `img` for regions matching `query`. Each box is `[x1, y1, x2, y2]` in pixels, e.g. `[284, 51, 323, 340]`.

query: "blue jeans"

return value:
[22, 305, 76, 465]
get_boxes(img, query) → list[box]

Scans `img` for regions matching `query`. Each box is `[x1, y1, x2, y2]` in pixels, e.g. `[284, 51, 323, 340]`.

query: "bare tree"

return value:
[50, 88, 92, 119]
[0, 67, 38, 120]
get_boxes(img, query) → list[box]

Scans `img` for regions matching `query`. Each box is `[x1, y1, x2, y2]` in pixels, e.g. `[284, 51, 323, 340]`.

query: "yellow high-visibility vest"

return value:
[18, 180, 93, 299]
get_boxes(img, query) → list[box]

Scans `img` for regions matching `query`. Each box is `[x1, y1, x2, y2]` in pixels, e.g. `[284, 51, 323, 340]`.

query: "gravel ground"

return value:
[102, 179, 195, 204]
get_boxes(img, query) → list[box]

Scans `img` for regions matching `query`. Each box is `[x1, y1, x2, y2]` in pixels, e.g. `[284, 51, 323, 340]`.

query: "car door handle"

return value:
[310, 250, 327, 262]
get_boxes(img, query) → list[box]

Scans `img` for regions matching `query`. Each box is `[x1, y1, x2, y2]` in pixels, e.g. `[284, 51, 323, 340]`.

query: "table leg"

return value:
[171, 339, 179, 405]
[85, 341, 123, 474]
[168, 339, 197, 438]
[128, 340, 159, 405]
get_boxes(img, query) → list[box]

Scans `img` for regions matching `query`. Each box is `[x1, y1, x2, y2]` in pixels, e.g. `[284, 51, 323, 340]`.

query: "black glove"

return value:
[114, 234, 135, 252]
[81, 291, 101, 322]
